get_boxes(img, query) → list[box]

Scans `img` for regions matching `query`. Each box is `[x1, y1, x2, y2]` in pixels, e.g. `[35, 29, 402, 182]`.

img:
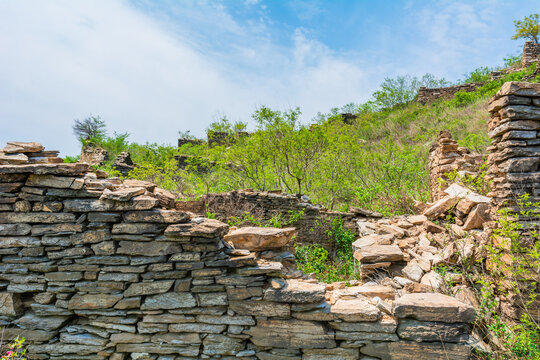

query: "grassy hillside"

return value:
[78, 62, 537, 216]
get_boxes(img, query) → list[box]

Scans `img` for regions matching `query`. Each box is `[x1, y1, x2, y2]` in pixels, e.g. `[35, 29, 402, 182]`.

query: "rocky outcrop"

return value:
[0, 153, 475, 359]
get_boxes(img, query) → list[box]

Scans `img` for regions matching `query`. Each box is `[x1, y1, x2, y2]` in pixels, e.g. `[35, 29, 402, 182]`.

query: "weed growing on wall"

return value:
[295, 217, 360, 283]
[0, 336, 27, 360]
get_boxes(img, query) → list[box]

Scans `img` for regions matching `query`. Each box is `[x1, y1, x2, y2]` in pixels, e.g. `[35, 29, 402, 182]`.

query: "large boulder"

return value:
[224, 227, 295, 251]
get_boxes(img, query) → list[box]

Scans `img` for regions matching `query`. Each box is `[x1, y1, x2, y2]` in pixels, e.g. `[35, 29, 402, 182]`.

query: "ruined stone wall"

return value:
[486, 81, 540, 214]
[0, 160, 475, 359]
[416, 83, 482, 105]
[486, 81, 540, 321]
[203, 190, 360, 250]
[428, 131, 484, 202]
[522, 41, 540, 68]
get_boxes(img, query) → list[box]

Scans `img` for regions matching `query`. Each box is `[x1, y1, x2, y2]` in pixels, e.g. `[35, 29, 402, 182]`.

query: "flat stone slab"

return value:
[361, 340, 471, 360]
[0, 163, 91, 175]
[354, 245, 403, 263]
[165, 219, 229, 239]
[245, 319, 335, 349]
[264, 280, 326, 303]
[393, 293, 475, 323]
[330, 298, 381, 322]
[224, 226, 295, 251]
[3, 142, 44, 153]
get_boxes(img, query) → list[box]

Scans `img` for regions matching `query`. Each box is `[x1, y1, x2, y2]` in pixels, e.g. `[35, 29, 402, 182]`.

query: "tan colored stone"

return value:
[224, 226, 295, 251]
[330, 298, 381, 321]
[463, 203, 490, 230]
[354, 245, 403, 263]
[165, 218, 229, 239]
[361, 340, 471, 360]
[423, 196, 459, 218]
[393, 293, 475, 323]
[264, 279, 326, 303]
[100, 187, 145, 202]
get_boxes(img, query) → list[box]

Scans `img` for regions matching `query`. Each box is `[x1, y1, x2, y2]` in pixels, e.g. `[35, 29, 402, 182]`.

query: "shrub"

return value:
[0, 335, 27, 359]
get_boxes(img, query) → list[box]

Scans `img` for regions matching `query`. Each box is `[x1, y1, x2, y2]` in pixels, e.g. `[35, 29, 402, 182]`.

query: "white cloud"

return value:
[0, 0, 531, 156]
[0, 0, 369, 155]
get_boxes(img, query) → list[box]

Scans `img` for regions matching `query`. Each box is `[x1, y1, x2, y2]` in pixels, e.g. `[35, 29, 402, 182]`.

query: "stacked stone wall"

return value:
[522, 41, 540, 68]
[0, 160, 475, 359]
[486, 81, 540, 321]
[203, 190, 360, 250]
[416, 83, 482, 105]
[428, 131, 484, 202]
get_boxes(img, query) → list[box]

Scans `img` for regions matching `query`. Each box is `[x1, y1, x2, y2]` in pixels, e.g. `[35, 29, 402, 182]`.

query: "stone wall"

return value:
[416, 83, 482, 105]
[486, 81, 540, 321]
[202, 190, 362, 251]
[428, 131, 484, 202]
[0, 156, 475, 359]
[522, 41, 540, 68]
[486, 81, 540, 215]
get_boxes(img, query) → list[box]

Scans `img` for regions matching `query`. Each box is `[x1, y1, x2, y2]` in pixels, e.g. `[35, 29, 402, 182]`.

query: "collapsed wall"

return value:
[0, 152, 475, 359]
[203, 190, 360, 249]
[522, 41, 540, 68]
[416, 83, 482, 105]
[428, 131, 484, 202]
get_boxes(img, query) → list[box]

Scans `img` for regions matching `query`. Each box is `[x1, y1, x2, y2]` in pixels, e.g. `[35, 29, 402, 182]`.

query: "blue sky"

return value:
[0, 0, 537, 155]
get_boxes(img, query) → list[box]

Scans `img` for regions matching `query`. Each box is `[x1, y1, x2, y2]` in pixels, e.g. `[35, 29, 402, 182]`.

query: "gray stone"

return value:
[397, 319, 469, 342]
[141, 292, 197, 310]
[124, 280, 174, 297]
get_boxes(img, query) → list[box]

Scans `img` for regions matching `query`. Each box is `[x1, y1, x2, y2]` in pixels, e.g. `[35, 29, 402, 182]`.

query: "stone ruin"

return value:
[417, 42, 540, 105]
[428, 131, 484, 202]
[0, 80, 538, 359]
[522, 41, 540, 68]
[416, 83, 483, 105]
[0, 147, 476, 359]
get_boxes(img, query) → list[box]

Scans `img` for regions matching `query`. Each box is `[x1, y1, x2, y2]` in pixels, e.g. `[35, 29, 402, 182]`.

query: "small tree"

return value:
[511, 13, 539, 44]
[72, 116, 107, 142]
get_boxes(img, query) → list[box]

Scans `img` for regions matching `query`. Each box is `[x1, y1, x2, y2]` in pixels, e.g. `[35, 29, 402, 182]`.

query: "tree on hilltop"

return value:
[73, 115, 107, 142]
[511, 13, 539, 44]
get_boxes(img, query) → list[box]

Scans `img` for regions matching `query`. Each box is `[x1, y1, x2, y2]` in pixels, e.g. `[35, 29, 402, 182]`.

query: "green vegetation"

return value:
[512, 13, 539, 44]
[73, 61, 537, 217]
[434, 194, 540, 359]
[1, 335, 27, 359]
[295, 217, 359, 283]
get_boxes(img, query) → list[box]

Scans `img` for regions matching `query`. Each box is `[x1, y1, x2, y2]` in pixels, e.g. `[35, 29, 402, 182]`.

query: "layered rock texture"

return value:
[416, 83, 482, 105]
[0, 149, 475, 359]
[487, 81, 540, 215]
[191, 190, 360, 249]
[428, 131, 484, 201]
[522, 41, 540, 68]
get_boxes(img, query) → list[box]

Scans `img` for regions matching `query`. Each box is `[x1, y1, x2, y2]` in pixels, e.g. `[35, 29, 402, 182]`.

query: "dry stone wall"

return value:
[522, 41, 540, 68]
[0, 152, 475, 359]
[486, 81, 540, 216]
[203, 190, 361, 250]
[416, 83, 482, 105]
[428, 131, 484, 202]
[485, 81, 540, 321]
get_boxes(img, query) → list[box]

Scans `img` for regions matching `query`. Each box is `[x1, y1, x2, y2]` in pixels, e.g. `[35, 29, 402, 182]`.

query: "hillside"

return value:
[79, 61, 537, 216]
